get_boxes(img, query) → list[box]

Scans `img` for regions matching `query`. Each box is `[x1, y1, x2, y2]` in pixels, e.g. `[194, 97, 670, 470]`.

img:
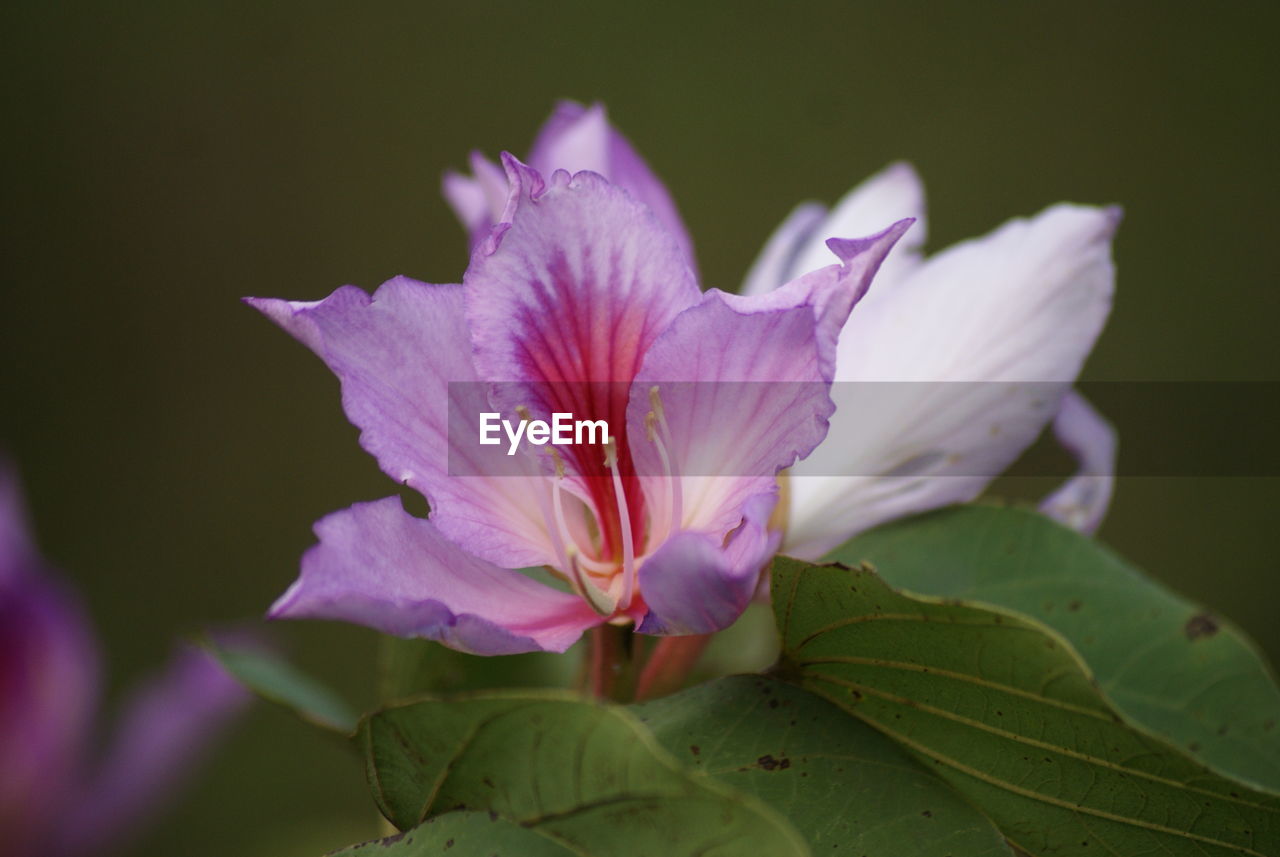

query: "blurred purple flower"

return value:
[250, 107, 911, 650]
[0, 466, 248, 857]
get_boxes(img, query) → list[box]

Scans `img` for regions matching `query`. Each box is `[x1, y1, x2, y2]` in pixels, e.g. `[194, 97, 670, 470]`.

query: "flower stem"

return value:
[585, 623, 633, 701]
[633, 634, 711, 701]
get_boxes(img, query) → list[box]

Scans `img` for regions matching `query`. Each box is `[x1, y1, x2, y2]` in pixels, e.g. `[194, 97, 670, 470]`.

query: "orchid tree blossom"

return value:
[251, 144, 910, 652]
[741, 162, 1120, 559]
[0, 465, 247, 857]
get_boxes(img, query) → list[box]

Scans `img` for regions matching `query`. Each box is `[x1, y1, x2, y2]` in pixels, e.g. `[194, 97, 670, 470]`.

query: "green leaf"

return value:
[827, 505, 1280, 793]
[328, 811, 578, 856]
[202, 637, 357, 733]
[361, 690, 810, 857]
[772, 556, 1280, 856]
[632, 675, 1013, 856]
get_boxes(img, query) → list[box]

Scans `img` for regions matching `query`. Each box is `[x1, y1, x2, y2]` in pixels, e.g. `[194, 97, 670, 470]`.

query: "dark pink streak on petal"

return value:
[466, 157, 699, 559]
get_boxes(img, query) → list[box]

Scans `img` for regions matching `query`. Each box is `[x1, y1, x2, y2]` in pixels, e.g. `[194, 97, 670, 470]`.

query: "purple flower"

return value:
[249, 105, 911, 651]
[741, 162, 1120, 558]
[0, 466, 247, 857]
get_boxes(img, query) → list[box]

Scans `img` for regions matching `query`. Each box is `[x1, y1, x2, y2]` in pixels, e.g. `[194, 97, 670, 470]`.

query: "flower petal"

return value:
[635, 493, 779, 636]
[785, 204, 1120, 559]
[271, 497, 602, 654]
[626, 220, 913, 541]
[790, 162, 928, 289]
[247, 278, 555, 569]
[0, 470, 98, 857]
[739, 201, 827, 297]
[53, 646, 247, 857]
[442, 151, 511, 251]
[1040, 389, 1116, 534]
[528, 100, 697, 273]
[464, 157, 700, 551]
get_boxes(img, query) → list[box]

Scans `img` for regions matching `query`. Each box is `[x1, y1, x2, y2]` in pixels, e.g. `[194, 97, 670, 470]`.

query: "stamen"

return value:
[647, 386, 683, 536]
[513, 404, 575, 577]
[565, 549, 617, 616]
[547, 447, 612, 575]
[604, 437, 636, 610]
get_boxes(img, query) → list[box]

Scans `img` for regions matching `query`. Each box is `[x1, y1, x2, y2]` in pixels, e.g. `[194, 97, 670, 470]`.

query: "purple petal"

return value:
[528, 100, 697, 275]
[788, 162, 928, 290]
[464, 156, 700, 549]
[625, 220, 912, 543]
[442, 151, 511, 252]
[0, 471, 98, 857]
[246, 278, 556, 570]
[271, 497, 603, 654]
[53, 646, 248, 857]
[636, 493, 779, 635]
[786, 204, 1120, 559]
[1040, 390, 1116, 534]
[0, 463, 34, 586]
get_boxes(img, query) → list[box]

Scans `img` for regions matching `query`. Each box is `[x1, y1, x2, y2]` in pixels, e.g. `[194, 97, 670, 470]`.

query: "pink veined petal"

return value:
[739, 201, 827, 298]
[464, 156, 700, 558]
[1040, 389, 1117, 534]
[635, 493, 779, 636]
[53, 646, 248, 857]
[785, 204, 1120, 559]
[246, 277, 555, 570]
[270, 497, 603, 654]
[626, 220, 913, 542]
[528, 100, 697, 275]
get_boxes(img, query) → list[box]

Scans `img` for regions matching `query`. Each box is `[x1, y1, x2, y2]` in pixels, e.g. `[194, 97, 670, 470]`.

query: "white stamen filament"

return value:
[604, 438, 636, 609]
[512, 407, 578, 578]
[546, 447, 615, 614]
[647, 386, 683, 538]
[546, 447, 614, 576]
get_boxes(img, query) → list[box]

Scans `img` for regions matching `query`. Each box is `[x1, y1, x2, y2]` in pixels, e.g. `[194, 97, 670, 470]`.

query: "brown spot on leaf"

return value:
[1185, 613, 1220, 640]
[756, 754, 791, 771]
[1068, 600, 1082, 612]
[690, 745, 700, 756]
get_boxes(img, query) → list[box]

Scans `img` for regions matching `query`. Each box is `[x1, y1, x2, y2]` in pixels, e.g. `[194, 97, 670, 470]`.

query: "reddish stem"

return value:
[585, 623, 631, 701]
[633, 634, 712, 701]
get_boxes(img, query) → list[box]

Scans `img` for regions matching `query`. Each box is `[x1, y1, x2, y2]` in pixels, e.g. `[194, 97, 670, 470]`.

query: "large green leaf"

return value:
[360, 690, 810, 856]
[633, 675, 1013, 856]
[328, 811, 578, 856]
[772, 556, 1280, 856]
[827, 505, 1280, 793]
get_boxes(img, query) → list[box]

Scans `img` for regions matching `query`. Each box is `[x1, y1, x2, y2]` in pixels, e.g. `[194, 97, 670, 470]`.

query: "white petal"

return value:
[785, 204, 1120, 559]
[739, 202, 826, 297]
[1040, 390, 1117, 534]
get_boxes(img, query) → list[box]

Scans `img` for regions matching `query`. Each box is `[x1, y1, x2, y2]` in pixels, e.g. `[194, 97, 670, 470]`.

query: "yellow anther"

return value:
[547, 446, 566, 479]
[648, 385, 665, 421]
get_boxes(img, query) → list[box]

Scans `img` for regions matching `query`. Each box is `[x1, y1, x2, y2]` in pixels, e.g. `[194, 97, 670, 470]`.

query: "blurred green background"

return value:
[1, 2, 1276, 854]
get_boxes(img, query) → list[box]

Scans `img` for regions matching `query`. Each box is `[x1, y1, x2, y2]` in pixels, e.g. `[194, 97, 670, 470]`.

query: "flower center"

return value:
[528, 387, 686, 618]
